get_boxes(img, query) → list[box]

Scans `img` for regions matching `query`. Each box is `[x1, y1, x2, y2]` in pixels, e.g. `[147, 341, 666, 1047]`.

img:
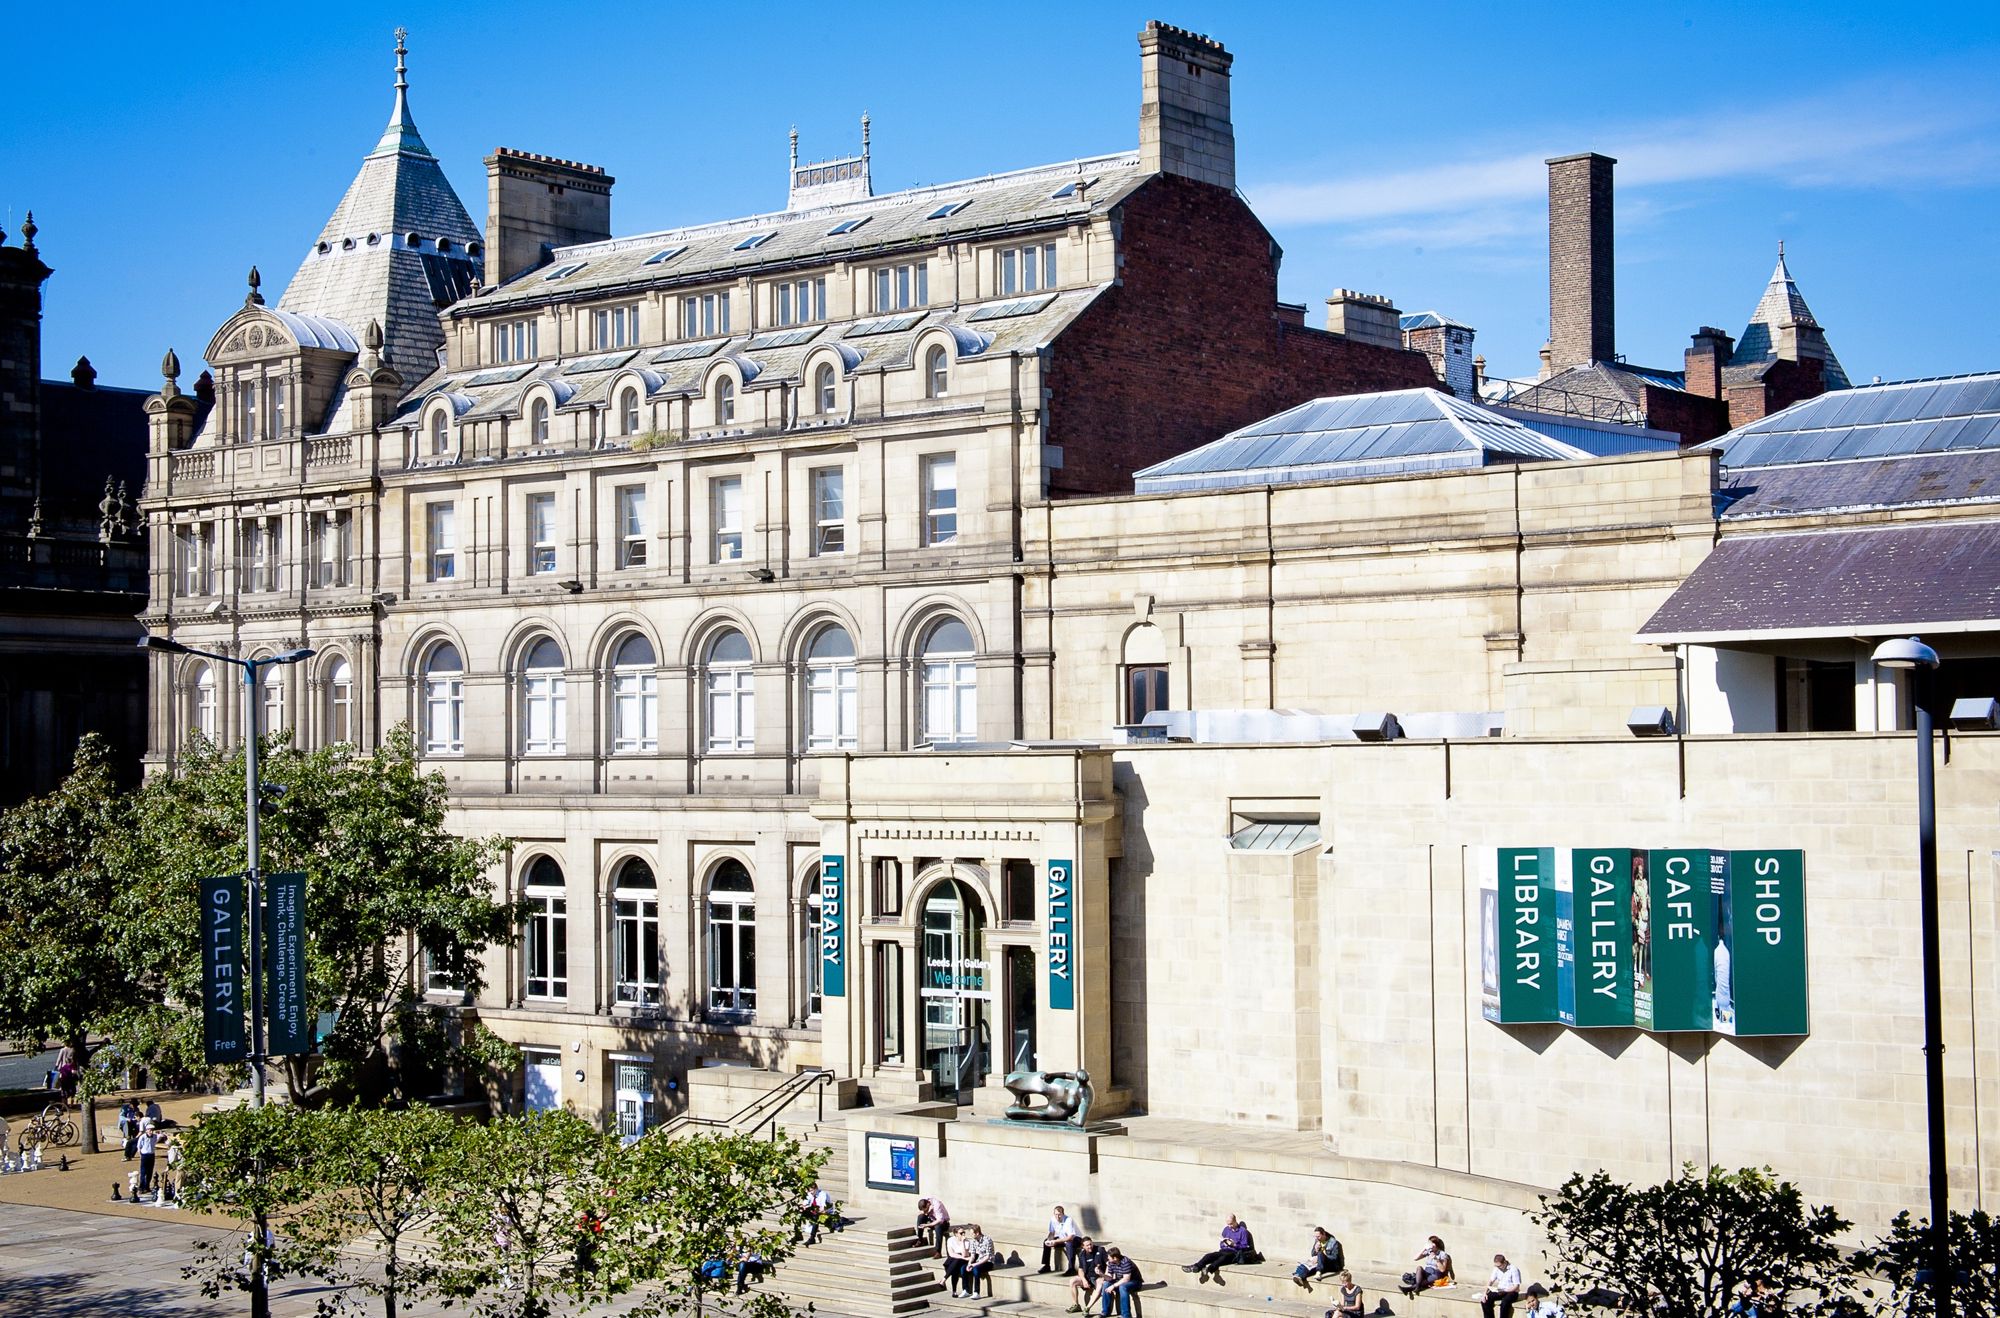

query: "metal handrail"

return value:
[644, 1067, 835, 1144]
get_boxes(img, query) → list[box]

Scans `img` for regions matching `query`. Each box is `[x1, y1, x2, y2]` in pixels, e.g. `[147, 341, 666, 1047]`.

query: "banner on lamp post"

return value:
[200, 874, 247, 1066]
[265, 872, 311, 1055]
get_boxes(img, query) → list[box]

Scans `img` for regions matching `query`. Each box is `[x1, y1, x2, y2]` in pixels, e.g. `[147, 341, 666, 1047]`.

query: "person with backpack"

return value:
[1292, 1226, 1344, 1290]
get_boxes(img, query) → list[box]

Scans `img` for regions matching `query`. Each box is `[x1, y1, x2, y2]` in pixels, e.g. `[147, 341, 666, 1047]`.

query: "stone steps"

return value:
[762, 1219, 945, 1318]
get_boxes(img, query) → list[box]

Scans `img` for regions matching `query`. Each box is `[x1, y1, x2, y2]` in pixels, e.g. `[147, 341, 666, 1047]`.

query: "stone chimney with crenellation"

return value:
[1138, 21, 1235, 189]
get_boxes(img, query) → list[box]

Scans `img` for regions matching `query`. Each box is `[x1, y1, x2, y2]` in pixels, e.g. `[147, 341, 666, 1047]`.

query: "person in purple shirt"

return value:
[1181, 1214, 1256, 1283]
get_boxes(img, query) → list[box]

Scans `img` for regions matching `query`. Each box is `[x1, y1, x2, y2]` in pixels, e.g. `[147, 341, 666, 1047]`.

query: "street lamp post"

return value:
[141, 633, 312, 1318]
[1872, 635, 1950, 1318]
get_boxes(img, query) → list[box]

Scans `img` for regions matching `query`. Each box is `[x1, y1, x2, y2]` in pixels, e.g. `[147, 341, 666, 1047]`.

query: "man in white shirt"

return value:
[1041, 1204, 1083, 1275]
[1481, 1254, 1523, 1318]
[1522, 1282, 1563, 1318]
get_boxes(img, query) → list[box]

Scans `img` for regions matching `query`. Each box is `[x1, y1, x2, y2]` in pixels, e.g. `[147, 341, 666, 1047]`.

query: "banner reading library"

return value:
[1480, 847, 1807, 1037]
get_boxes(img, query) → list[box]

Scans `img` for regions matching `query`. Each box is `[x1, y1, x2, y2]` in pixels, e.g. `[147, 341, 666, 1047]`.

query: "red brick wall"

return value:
[1044, 174, 1439, 498]
[1640, 384, 1728, 447]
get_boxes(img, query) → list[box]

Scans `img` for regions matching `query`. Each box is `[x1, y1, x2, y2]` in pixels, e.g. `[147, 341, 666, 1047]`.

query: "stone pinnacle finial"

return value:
[365, 318, 384, 351]
[20, 211, 37, 256]
[789, 125, 799, 170]
[246, 265, 264, 306]
[395, 27, 409, 91]
[162, 347, 181, 382]
[861, 113, 871, 159]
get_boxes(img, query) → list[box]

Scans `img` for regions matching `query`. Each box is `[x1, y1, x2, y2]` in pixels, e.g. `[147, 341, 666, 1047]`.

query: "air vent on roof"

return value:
[845, 312, 927, 338]
[563, 351, 636, 375]
[926, 200, 972, 220]
[734, 233, 775, 251]
[827, 216, 871, 236]
[463, 365, 536, 388]
[643, 246, 687, 265]
[967, 293, 1058, 322]
[544, 261, 588, 280]
[651, 339, 728, 364]
[747, 327, 823, 350]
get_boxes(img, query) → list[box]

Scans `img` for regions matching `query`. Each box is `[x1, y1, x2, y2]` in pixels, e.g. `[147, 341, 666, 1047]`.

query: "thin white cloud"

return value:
[1249, 81, 1998, 230]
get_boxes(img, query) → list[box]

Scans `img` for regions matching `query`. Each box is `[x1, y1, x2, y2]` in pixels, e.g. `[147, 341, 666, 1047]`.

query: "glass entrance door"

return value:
[920, 880, 990, 1102]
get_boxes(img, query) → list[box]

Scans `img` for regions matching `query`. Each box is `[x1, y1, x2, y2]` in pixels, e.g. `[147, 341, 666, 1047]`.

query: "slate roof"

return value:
[1637, 521, 2000, 641]
[1727, 250, 1850, 390]
[1698, 371, 2000, 469]
[466, 154, 1149, 315]
[272, 46, 481, 388]
[1720, 450, 2000, 519]
[1496, 361, 1690, 426]
[1129, 388, 1595, 492]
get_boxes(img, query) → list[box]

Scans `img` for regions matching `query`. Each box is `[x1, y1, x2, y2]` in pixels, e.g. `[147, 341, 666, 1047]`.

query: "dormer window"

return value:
[619, 387, 641, 436]
[815, 363, 838, 414]
[925, 345, 949, 399]
[429, 409, 449, 455]
[714, 377, 736, 426]
[926, 200, 971, 219]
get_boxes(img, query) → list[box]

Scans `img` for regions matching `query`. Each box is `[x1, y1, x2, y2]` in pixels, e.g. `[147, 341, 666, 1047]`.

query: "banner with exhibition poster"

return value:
[1480, 847, 1807, 1037]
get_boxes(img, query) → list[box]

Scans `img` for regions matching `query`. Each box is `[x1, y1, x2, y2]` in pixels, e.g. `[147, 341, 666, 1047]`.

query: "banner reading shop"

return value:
[265, 872, 311, 1055]
[200, 874, 247, 1065]
[1481, 848, 1561, 1024]
[820, 856, 846, 998]
[1571, 848, 1636, 1028]
[1720, 849, 1808, 1036]
[1647, 849, 1721, 1032]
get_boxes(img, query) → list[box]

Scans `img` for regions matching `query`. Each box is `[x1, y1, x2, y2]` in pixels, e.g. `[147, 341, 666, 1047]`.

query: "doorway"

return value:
[524, 1049, 561, 1112]
[920, 879, 990, 1102]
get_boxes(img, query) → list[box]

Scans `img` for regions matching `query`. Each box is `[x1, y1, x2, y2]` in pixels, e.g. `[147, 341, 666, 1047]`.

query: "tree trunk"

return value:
[80, 1094, 99, 1154]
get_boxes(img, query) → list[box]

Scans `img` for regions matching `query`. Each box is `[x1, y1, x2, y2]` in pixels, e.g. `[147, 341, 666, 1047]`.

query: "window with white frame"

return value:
[529, 396, 551, 445]
[592, 304, 640, 350]
[704, 629, 755, 754]
[920, 618, 977, 746]
[612, 857, 661, 1008]
[814, 362, 838, 414]
[240, 381, 259, 442]
[426, 502, 457, 582]
[429, 409, 450, 456]
[421, 642, 465, 755]
[526, 492, 557, 574]
[176, 522, 214, 595]
[713, 377, 736, 426]
[921, 454, 958, 546]
[327, 658, 354, 746]
[682, 292, 731, 338]
[309, 510, 352, 588]
[805, 625, 858, 751]
[773, 276, 827, 327]
[999, 241, 1059, 295]
[270, 378, 287, 438]
[610, 633, 658, 754]
[495, 318, 539, 363]
[523, 856, 568, 1000]
[618, 387, 641, 436]
[616, 485, 648, 567]
[811, 467, 845, 556]
[706, 860, 756, 1013]
[873, 261, 928, 311]
[803, 875, 825, 1017]
[190, 663, 218, 742]
[244, 518, 280, 593]
[924, 345, 949, 399]
[260, 664, 286, 739]
[711, 476, 743, 561]
[422, 944, 460, 995]
[521, 637, 567, 756]
[613, 1057, 655, 1141]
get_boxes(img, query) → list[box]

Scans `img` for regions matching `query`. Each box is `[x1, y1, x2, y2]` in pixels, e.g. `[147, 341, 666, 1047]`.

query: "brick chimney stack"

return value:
[1545, 152, 1616, 372]
[1684, 326, 1734, 399]
[1138, 22, 1235, 189]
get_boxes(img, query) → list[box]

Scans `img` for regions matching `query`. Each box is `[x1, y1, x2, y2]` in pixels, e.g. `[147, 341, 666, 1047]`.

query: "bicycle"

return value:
[15, 1103, 77, 1151]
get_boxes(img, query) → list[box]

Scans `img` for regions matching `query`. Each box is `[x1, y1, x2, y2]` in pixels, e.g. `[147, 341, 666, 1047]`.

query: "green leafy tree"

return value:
[0, 736, 141, 1066]
[177, 1103, 330, 1312]
[283, 1105, 462, 1318]
[110, 727, 516, 1104]
[605, 1129, 823, 1318]
[431, 1109, 619, 1318]
[1531, 1164, 1863, 1318]
[1853, 1208, 2000, 1318]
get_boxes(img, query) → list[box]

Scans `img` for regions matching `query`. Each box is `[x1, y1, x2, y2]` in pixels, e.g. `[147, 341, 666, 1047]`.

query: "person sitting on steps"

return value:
[1041, 1203, 1084, 1274]
[1292, 1226, 1344, 1291]
[965, 1224, 998, 1296]
[1182, 1213, 1256, 1284]
[1098, 1246, 1141, 1317]
[1332, 1271, 1366, 1318]
[1067, 1238, 1110, 1313]
[1401, 1236, 1454, 1297]
[943, 1225, 972, 1297]
[800, 1182, 837, 1243]
[916, 1197, 951, 1256]
[1480, 1253, 1523, 1318]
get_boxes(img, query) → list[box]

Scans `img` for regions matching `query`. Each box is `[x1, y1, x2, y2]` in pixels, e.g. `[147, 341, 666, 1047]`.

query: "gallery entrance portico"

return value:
[920, 875, 990, 1101]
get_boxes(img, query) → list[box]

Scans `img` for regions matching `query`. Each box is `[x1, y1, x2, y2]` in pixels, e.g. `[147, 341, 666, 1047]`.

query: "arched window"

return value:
[260, 664, 287, 740]
[714, 377, 736, 425]
[920, 618, 977, 746]
[327, 658, 355, 746]
[524, 855, 568, 1000]
[190, 663, 217, 742]
[619, 387, 640, 436]
[815, 363, 837, 414]
[802, 869, 825, 1018]
[706, 860, 756, 1013]
[804, 625, 858, 751]
[421, 642, 465, 755]
[1122, 623, 1170, 725]
[704, 629, 754, 753]
[612, 857, 661, 1008]
[610, 633, 658, 754]
[530, 396, 550, 445]
[925, 345, 949, 399]
[521, 637, 567, 756]
[430, 408, 449, 455]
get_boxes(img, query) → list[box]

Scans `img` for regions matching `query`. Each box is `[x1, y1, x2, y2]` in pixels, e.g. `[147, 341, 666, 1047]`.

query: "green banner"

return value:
[1489, 847, 1560, 1023]
[1722, 850, 1808, 1036]
[1046, 860, 1075, 1011]
[819, 856, 846, 999]
[200, 874, 247, 1066]
[265, 872, 310, 1055]
[1648, 849, 1721, 1031]
[1572, 848, 1636, 1028]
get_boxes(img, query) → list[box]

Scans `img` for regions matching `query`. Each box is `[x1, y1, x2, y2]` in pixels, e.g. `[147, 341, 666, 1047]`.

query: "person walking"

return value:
[136, 1118, 159, 1195]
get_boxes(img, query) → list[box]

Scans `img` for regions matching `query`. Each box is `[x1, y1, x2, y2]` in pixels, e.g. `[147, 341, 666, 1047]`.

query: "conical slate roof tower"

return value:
[1728, 245, 1849, 390]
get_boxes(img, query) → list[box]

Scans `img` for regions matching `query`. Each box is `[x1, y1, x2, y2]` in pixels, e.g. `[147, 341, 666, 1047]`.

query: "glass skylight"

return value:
[926, 200, 971, 219]
[643, 246, 687, 265]
[827, 216, 871, 236]
[733, 233, 774, 251]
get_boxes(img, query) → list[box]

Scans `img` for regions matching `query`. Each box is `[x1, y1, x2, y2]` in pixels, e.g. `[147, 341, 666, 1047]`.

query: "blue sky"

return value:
[7, 2, 1997, 391]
